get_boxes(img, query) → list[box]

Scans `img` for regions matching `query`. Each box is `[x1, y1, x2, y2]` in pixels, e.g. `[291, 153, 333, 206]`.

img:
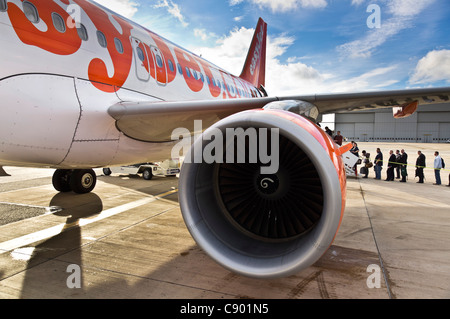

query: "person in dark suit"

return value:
[416, 150, 426, 183]
[374, 148, 383, 180]
[386, 150, 396, 181]
[399, 149, 408, 182]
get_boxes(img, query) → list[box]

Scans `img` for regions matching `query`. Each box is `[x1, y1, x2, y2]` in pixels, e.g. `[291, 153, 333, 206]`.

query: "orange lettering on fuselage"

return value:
[138, 42, 151, 75]
[173, 47, 204, 92]
[7, 0, 255, 97]
[73, 0, 133, 92]
[149, 33, 176, 84]
[194, 58, 221, 98]
[8, 0, 82, 55]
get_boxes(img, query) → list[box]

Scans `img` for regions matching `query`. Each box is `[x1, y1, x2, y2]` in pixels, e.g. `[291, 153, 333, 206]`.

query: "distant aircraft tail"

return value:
[239, 18, 267, 89]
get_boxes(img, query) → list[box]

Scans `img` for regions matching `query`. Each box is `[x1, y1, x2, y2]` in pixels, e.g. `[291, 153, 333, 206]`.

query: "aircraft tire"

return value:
[52, 169, 72, 192]
[70, 169, 97, 194]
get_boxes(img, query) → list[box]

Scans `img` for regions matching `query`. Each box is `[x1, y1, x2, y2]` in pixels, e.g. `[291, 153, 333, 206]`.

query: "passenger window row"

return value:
[7, 1, 124, 54]
[176, 62, 256, 98]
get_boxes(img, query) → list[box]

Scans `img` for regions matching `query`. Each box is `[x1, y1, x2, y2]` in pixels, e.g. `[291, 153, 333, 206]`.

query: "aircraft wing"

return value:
[108, 87, 450, 142]
[287, 86, 450, 114]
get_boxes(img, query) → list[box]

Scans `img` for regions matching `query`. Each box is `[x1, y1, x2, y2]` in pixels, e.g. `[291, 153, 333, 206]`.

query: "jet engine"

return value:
[178, 108, 347, 278]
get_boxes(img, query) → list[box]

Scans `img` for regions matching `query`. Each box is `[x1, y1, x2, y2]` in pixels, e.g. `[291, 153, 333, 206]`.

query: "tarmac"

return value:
[0, 142, 449, 300]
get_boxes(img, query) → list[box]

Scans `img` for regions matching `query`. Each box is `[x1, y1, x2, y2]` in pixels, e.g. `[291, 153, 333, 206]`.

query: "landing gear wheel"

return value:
[52, 169, 72, 192]
[70, 169, 97, 194]
[142, 168, 153, 180]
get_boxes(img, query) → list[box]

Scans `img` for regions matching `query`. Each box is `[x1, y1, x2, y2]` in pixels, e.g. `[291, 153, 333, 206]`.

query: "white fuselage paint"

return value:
[0, 0, 261, 169]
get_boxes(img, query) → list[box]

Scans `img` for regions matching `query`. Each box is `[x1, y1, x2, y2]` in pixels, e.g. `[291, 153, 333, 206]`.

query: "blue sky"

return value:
[96, 0, 450, 96]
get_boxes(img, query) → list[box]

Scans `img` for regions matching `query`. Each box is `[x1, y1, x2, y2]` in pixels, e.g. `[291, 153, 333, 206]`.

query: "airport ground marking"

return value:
[0, 188, 178, 255]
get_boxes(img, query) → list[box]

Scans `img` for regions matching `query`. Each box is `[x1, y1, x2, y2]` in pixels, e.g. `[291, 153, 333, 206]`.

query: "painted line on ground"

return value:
[0, 189, 178, 255]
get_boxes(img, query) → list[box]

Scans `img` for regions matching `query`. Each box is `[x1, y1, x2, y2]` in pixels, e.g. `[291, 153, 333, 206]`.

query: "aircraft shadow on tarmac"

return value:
[17, 192, 103, 298]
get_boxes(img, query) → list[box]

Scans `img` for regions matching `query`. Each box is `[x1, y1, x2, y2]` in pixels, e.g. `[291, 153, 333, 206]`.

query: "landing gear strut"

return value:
[52, 169, 97, 194]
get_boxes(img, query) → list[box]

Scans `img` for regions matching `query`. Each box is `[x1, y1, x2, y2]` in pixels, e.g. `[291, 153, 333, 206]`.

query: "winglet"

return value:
[336, 143, 353, 156]
[239, 18, 267, 88]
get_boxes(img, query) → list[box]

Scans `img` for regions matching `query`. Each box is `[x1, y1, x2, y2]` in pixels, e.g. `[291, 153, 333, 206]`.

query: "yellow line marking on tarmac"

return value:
[0, 189, 178, 254]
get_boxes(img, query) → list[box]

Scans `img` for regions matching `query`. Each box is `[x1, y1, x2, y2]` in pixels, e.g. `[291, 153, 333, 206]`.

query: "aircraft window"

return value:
[177, 63, 183, 75]
[97, 31, 107, 48]
[52, 13, 66, 33]
[114, 38, 123, 54]
[23, 1, 39, 24]
[206, 76, 210, 85]
[136, 46, 145, 62]
[0, 0, 7, 12]
[200, 73, 204, 83]
[155, 54, 163, 68]
[168, 59, 174, 72]
[76, 24, 89, 41]
[192, 70, 198, 80]
[185, 67, 191, 78]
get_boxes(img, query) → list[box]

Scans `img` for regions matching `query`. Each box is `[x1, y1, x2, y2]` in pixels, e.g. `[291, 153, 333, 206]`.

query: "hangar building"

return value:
[333, 103, 450, 143]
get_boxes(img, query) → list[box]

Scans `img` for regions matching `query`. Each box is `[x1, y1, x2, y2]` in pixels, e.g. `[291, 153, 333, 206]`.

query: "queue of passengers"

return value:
[324, 128, 449, 186]
[352, 142, 449, 186]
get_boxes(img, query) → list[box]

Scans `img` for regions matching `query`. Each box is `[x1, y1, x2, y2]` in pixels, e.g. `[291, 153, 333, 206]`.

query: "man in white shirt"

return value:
[434, 151, 443, 185]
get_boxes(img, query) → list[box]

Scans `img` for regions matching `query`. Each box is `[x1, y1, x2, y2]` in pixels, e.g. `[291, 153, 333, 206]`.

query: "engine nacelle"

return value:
[179, 109, 347, 278]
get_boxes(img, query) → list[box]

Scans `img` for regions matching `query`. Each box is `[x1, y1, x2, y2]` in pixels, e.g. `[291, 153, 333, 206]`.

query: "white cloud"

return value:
[94, 0, 139, 19]
[386, 0, 435, 17]
[249, 0, 327, 12]
[351, 0, 366, 5]
[327, 66, 399, 92]
[338, 19, 410, 58]
[153, 0, 188, 27]
[194, 28, 217, 41]
[194, 26, 255, 73]
[410, 50, 450, 84]
[338, 0, 435, 59]
[193, 26, 331, 95]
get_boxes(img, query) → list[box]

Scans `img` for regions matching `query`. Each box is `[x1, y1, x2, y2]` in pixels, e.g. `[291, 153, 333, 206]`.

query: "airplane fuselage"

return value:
[0, 0, 262, 169]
